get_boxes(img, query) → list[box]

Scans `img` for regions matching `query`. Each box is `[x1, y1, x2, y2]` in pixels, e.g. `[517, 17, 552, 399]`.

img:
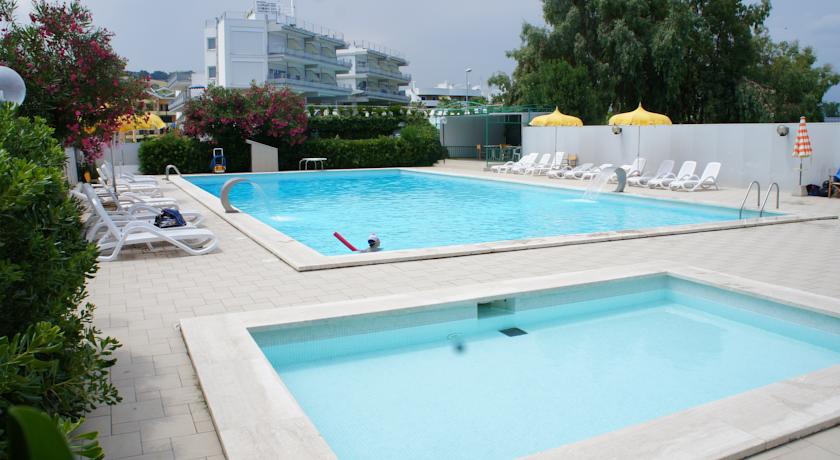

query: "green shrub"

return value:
[138, 133, 209, 174]
[289, 121, 445, 170]
[0, 106, 120, 456]
[139, 133, 251, 174]
[308, 116, 401, 139]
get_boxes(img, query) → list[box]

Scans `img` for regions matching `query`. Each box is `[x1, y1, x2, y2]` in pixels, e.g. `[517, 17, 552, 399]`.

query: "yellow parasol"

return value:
[608, 103, 672, 126]
[529, 108, 584, 127]
[116, 113, 167, 132]
[608, 103, 671, 161]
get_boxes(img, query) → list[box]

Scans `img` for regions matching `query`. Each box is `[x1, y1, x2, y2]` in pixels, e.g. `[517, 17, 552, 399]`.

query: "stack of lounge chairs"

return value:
[72, 169, 218, 261]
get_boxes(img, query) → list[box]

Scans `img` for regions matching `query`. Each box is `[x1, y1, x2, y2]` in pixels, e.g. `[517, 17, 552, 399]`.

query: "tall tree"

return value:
[0, 0, 147, 162]
[501, 0, 837, 123]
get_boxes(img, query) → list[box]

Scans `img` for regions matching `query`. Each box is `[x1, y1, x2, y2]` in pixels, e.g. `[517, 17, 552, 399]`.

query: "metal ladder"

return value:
[739, 181, 760, 219]
[739, 181, 779, 218]
[759, 182, 779, 217]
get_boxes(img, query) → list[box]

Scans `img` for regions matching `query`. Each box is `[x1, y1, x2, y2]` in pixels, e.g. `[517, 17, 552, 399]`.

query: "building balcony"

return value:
[353, 65, 411, 82]
[352, 89, 409, 103]
[267, 76, 353, 95]
[273, 14, 346, 46]
[350, 40, 408, 64]
[268, 46, 352, 69]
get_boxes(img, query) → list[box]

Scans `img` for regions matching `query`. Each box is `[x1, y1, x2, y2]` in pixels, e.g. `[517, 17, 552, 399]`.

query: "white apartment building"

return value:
[407, 81, 483, 108]
[337, 42, 410, 104]
[203, 9, 353, 103]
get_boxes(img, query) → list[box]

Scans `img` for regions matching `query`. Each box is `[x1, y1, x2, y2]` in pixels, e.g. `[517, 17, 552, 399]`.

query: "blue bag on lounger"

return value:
[154, 209, 187, 228]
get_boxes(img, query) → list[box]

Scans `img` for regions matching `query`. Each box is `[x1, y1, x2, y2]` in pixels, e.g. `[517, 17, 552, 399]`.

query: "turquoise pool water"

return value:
[253, 277, 840, 460]
[187, 170, 770, 256]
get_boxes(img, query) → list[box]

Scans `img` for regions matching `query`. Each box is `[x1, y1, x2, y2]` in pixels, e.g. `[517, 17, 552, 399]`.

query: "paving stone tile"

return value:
[139, 414, 196, 441]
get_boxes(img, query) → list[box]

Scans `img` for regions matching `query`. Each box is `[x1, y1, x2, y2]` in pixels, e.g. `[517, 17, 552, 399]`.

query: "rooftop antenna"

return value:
[289, 0, 295, 17]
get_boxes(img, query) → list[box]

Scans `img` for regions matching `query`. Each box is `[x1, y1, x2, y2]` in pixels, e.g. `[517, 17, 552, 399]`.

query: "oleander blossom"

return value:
[183, 83, 308, 146]
[0, 0, 148, 163]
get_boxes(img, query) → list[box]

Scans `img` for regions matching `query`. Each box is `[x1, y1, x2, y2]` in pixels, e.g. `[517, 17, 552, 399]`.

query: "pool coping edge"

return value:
[179, 263, 840, 460]
[169, 170, 838, 272]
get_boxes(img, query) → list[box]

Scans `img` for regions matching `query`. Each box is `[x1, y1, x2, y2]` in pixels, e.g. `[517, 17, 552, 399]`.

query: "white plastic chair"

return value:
[628, 160, 674, 187]
[491, 153, 536, 173]
[82, 185, 218, 261]
[523, 153, 552, 175]
[670, 162, 721, 191]
[649, 161, 696, 189]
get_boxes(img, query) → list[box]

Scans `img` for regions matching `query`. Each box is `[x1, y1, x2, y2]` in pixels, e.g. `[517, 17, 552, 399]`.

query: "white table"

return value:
[299, 157, 327, 170]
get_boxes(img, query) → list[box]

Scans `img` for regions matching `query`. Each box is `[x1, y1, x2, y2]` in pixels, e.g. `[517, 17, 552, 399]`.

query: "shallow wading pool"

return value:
[179, 266, 840, 459]
[251, 275, 840, 460]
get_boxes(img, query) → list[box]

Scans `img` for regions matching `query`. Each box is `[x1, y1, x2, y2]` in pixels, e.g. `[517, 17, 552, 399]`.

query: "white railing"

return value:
[355, 64, 411, 81]
[273, 14, 345, 42]
[268, 46, 352, 68]
[352, 40, 406, 60]
[267, 77, 353, 93]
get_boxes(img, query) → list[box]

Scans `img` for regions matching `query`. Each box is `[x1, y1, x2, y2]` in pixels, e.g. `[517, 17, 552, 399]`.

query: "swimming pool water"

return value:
[253, 277, 840, 459]
[187, 170, 769, 256]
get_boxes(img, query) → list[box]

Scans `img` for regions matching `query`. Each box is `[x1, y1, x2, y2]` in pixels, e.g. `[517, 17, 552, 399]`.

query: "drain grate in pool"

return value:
[499, 327, 527, 337]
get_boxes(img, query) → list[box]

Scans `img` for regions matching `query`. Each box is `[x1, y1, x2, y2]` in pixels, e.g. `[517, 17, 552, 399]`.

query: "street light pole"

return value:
[465, 67, 472, 106]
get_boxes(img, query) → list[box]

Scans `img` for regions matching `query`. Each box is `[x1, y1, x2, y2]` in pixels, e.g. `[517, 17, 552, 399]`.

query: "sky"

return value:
[9, 0, 840, 101]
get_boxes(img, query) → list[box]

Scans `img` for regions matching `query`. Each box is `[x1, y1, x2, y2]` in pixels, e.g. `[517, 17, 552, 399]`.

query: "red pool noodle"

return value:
[333, 232, 358, 252]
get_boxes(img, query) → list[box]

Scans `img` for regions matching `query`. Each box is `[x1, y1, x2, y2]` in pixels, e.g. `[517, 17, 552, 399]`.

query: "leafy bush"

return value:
[0, 106, 120, 456]
[138, 133, 210, 174]
[308, 116, 401, 139]
[289, 121, 445, 170]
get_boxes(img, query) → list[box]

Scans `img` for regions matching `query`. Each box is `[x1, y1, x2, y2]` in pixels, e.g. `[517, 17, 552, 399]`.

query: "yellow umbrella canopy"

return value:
[529, 107, 584, 127]
[608, 103, 672, 126]
[116, 113, 167, 132]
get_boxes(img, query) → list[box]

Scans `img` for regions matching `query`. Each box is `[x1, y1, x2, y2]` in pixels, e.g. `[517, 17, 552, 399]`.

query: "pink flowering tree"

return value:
[0, 0, 147, 163]
[183, 83, 308, 147]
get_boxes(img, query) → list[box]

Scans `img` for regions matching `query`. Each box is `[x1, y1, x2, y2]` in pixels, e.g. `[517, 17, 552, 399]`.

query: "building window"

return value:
[208, 66, 217, 79]
[207, 37, 216, 50]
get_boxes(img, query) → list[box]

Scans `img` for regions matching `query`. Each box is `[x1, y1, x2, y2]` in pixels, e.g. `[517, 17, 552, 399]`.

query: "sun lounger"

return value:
[492, 153, 537, 173]
[628, 160, 674, 187]
[523, 153, 552, 175]
[580, 163, 614, 181]
[670, 162, 721, 191]
[649, 161, 696, 189]
[562, 163, 595, 179]
[82, 185, 217, 261]
[529, 152, 567, 176]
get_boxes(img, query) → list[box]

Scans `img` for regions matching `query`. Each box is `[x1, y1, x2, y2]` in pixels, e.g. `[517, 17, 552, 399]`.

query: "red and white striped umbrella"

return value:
[793, 116, 813, 158]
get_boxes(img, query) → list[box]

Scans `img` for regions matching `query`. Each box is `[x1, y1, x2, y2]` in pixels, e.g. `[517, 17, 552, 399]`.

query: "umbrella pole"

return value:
[637, 125, 641, 161]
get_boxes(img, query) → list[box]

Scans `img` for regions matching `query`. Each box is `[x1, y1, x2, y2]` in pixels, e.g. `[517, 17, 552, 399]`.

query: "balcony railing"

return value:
[351, 40, 405, 60]
[355, 64, 411, 81]
[356, 89, 409, 102]
[268, 46, 352, 68]
[267, 76, 352, 93]
[273, 14, 345, 43]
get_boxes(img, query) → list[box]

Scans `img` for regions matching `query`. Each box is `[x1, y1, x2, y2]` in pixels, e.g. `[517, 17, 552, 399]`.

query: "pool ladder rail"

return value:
[739, 181, 779, 218]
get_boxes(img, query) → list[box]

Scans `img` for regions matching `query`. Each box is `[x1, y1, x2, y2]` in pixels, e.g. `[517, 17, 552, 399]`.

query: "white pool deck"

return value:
[82, 160, 840, 460]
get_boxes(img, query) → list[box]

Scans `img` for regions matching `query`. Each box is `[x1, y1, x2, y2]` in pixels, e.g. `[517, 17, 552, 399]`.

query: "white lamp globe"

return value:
[0, 66, 26, 105]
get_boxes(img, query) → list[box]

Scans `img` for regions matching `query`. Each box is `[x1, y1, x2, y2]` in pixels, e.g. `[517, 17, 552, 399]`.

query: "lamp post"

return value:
[465, 67, 472, 106]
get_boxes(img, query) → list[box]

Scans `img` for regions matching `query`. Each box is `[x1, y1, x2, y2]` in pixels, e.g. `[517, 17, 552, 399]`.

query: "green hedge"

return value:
[307, 116, 401, 139]
[286, 121, 445, 170]
[138, 134, 251, 174]
[141, 121, 445, 174]
[0, 106, 120, 456]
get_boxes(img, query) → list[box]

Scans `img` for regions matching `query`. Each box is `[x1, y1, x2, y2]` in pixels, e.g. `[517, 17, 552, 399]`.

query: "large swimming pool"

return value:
[252, 275, 840, 459]
[187, 170, 767, 256]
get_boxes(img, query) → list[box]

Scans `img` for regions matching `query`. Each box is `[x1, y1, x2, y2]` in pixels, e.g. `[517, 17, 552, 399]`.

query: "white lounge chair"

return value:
[492, 153, 536, 173]
[523, 153, 552, 175]
[580, 163, 614, 181]
[628, 160, 674, 187]
[649, 161, 696, 189]
[82, 185, 217, 261]
[562, 163, 595, 179]
[96, 167, 162, 196]
[621, 158, 646, 178]
[670, 162, 721, 191]
[510, 153, 541, 174]
[102, 161, 159, 184]
[530, 152, 566, 176]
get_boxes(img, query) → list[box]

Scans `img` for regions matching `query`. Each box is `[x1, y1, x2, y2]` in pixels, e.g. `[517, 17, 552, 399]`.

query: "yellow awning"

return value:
[116, 113, 167, 132]
[608, 103, 671, 126]
[529, 108, 583, 127]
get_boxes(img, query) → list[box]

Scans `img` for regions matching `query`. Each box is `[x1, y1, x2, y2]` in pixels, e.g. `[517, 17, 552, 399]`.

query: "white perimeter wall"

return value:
[522, 123, 840, 192]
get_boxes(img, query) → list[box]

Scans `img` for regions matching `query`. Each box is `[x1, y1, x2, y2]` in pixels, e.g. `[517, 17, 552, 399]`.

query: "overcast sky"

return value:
[10, 0, 840, 101]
